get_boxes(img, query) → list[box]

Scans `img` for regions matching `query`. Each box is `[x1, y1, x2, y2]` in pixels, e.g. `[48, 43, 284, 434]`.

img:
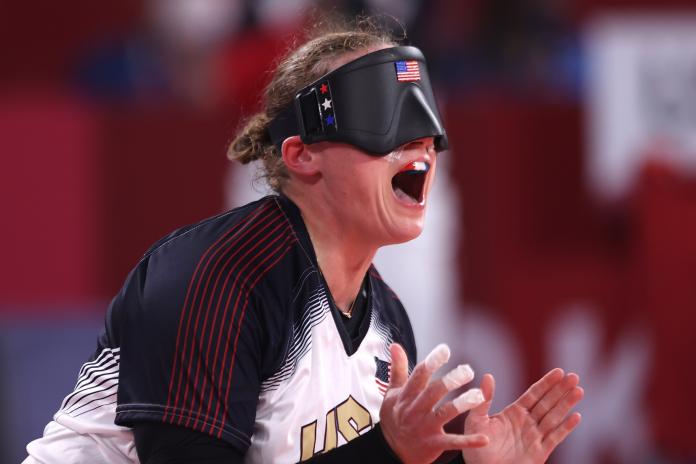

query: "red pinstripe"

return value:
[178, 213, 285, 424]
[214, 236, 296, 437]
[168, 203, 275, 420]
[185, 218, 289, 427]
[198, 229, 294, 430]
[163, 201, 273, 421]
[180, 211, 283, 422]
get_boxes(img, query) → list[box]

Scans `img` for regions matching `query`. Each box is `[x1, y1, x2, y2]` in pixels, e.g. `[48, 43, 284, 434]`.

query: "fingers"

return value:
[542, 412, 582, 455]
[516, 368, 564, 410]
[412, 363, 475, 414]
[389, 343, 409, 389]
[380, 343, 489, 464]
[537, 386, 584, 436]
[400, 343, 451, 399]
[468, 373, 495, 419]
[433, 388, 485, 425]
[530, 373, 579, 423]
[437, 432, 489, 450]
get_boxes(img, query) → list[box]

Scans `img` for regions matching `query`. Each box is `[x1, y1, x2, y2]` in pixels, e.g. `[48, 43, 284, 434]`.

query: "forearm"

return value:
[133, 421, 465, 464]
[304, 423, 464, 464]
[303, 423, 400, 463]
[133, 423, 245, 464]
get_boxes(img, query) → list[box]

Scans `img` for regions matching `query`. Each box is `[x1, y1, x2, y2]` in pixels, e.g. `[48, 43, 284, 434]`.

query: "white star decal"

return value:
[321, 98, 332, 110]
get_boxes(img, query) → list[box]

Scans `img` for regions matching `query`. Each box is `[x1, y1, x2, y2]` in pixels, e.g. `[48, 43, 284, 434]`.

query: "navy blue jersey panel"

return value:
[113, 196, 301, 451]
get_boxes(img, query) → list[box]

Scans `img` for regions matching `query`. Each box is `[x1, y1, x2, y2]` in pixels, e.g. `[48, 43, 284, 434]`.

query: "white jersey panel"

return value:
[245, 288, 393, 464]
[23, 348, 138, 464]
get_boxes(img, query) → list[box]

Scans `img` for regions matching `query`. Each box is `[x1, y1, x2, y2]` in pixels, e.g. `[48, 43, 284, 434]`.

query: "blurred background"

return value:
[1, 0, 695, 462]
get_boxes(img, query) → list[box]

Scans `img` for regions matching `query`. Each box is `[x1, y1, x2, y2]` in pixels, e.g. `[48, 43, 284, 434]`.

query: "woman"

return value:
[24, 18, 582, 464]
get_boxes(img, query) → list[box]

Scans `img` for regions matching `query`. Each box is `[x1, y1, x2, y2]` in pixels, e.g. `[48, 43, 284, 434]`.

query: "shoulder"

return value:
[142, 196, 288, 271]
[107, 196, 304, 341]
[138, 196, 299, 302]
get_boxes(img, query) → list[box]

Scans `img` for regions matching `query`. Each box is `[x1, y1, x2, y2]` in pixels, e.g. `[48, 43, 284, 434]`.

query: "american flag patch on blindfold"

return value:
[395, 60, 420, 82]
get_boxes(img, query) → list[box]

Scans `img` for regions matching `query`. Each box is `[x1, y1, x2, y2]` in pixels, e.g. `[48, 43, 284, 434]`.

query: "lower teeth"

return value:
[394, 187, 419, 204]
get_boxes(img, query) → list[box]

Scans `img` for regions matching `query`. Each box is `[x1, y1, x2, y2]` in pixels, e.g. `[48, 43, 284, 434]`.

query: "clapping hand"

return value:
[462, 369, 583, 464]
[379, 343, 488, 464]
[380, 343, 583, 464]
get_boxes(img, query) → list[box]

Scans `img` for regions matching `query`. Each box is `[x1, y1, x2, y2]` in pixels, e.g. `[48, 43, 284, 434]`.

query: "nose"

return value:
[403, 137, 435, 152]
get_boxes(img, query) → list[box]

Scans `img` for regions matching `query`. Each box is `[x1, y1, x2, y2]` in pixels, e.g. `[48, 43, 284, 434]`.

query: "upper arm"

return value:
[113, 240, 269, 453]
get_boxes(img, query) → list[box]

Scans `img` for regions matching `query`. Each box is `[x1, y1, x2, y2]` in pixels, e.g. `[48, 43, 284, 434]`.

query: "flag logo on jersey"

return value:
[395, 60, 420, 82]
[375, 357, 391, 395]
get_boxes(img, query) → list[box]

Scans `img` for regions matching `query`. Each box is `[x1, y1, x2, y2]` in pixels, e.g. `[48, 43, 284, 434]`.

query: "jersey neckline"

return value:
[274, 194, 375, 356]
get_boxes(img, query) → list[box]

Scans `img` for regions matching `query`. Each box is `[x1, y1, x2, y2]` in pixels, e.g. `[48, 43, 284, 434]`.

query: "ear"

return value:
[281, 135, 320, 177]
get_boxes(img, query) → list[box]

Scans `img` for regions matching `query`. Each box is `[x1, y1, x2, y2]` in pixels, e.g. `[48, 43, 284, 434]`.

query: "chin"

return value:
[385, 221, 425, 245]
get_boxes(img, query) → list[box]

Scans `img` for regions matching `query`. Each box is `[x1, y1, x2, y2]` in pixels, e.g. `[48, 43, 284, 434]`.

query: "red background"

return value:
[1, 1, 695, 462]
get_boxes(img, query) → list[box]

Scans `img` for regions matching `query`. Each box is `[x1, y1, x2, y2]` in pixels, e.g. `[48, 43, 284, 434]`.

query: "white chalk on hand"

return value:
[442, 364, 475, 390]
[424, 343, 451, 371]
[453, 388, 485, 413]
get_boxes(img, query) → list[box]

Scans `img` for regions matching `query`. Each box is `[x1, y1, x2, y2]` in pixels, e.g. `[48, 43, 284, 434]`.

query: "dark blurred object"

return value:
[74, 35, 171, 102]
[0, 1, 142, 86]
[412, 0, 582, 98]
[72, 0, 248, 107]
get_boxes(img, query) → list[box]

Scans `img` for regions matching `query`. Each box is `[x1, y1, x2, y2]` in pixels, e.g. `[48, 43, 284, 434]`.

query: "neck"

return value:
[284, 189, 376, 311]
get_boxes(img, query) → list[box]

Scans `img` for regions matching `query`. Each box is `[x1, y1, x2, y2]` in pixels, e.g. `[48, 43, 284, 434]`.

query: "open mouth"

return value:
[391, 161, 430, 204]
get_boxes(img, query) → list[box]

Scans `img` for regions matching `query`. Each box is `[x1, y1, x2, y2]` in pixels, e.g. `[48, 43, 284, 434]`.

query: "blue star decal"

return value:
[325, 115, 335, 126]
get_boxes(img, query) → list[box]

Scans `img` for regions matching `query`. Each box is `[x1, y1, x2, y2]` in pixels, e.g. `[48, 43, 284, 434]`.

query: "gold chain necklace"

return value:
[318, 267, 362, 319]
[339, 297, 357, 319]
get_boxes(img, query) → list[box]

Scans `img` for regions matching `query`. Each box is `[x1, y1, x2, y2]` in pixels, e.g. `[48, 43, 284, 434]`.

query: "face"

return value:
[309, 137, 438, 246]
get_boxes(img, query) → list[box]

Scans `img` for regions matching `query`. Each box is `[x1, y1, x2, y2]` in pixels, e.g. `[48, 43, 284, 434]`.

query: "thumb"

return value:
[469, 373, 495, 419]
[389, 343, 409, 389]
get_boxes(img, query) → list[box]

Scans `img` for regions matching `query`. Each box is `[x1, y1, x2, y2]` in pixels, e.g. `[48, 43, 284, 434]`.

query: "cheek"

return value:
[356, 164, 391, 193]
[384, 147, 405, 165]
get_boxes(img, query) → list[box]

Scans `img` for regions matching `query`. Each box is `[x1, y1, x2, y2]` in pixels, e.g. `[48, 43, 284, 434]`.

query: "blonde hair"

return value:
[227, 16, 398, 192]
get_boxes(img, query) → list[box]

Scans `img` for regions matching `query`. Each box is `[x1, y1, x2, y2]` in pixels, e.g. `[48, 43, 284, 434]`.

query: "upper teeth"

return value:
[401, 161, 428, 173]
